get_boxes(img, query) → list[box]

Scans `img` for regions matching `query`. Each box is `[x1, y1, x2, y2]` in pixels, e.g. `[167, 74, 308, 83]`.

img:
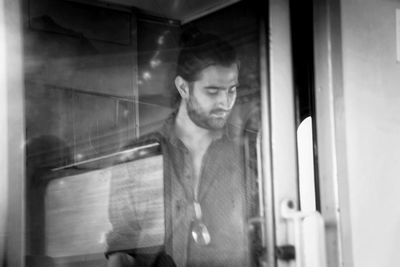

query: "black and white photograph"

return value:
[0, 0, 399, 266]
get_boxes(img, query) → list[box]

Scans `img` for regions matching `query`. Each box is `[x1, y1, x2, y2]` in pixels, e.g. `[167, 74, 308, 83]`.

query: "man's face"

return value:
[186, 64, 239, 130]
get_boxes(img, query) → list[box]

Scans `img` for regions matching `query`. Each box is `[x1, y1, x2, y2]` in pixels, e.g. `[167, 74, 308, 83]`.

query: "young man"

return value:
[106, 33, 250, 267]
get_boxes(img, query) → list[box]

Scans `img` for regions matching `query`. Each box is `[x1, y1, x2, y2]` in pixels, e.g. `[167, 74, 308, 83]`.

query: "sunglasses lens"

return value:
[191, 220, 211, 246]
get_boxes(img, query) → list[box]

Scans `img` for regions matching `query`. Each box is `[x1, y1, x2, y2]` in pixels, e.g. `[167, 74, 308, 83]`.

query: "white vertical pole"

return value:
[0, 1, 8, 263]
[268, 0, 298, 267]
[0, 0, 25, 266]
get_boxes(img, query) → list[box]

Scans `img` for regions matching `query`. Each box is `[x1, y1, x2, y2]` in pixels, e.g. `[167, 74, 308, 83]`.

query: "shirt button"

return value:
[176, 200, 184, 213]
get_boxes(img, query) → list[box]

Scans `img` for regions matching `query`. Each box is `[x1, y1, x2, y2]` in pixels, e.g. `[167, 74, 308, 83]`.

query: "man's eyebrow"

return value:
[204, 83, 240, 90]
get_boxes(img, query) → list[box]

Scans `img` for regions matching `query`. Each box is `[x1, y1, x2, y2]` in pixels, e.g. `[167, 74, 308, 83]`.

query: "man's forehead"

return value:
[196, 64, 239, 84]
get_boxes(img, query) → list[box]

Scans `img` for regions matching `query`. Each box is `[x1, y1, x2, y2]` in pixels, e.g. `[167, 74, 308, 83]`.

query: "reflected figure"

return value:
[106, 32, 251, 267]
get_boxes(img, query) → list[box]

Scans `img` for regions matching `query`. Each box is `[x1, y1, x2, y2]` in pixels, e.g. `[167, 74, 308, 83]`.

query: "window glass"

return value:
[24, 1, 265, 266]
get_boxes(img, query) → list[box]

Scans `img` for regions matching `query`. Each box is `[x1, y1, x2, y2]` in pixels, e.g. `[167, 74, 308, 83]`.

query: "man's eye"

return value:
[206, 89, 219, 95]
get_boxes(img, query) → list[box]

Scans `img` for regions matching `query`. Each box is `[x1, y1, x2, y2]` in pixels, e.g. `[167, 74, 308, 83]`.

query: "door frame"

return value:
[313, 0, 353, 266]
[260, 0, 300, 266]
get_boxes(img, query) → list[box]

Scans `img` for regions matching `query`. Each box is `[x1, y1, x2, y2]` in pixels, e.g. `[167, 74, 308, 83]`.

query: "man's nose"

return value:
[217, 91, 234, 109]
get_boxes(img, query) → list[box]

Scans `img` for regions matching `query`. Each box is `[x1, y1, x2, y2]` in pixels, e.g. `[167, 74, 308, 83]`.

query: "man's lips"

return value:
[211, 110, 230, 117]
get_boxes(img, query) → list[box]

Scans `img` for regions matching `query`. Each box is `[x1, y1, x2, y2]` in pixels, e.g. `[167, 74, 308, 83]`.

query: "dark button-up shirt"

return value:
[107, 115, 250, 267]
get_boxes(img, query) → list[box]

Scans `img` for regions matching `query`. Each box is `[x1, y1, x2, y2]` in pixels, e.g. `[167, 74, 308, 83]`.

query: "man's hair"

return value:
[176, 32, 239, 82]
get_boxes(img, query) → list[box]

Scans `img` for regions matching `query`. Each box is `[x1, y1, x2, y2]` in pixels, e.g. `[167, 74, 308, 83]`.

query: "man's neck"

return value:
[174, 103, 222, 193]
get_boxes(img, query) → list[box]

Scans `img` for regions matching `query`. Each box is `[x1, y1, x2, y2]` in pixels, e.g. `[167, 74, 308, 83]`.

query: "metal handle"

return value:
[280, 199, 327, 267]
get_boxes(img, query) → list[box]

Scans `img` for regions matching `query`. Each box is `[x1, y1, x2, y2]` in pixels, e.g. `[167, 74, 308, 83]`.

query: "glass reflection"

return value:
[24, 0, 263, 266]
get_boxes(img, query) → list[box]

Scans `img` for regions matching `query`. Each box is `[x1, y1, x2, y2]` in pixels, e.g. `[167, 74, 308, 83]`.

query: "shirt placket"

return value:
[170, 142, 195, 267]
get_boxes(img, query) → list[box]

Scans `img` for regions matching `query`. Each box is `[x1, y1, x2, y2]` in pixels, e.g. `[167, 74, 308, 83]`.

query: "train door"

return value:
[0, 0, 329, 266]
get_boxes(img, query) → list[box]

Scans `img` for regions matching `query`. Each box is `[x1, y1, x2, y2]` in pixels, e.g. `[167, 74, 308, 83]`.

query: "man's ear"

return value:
[175, 76, 190, 99]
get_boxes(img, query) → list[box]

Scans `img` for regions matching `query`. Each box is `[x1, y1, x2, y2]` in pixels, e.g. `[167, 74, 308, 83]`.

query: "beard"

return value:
[186, 95, 230, 130]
